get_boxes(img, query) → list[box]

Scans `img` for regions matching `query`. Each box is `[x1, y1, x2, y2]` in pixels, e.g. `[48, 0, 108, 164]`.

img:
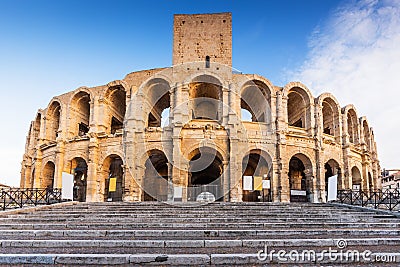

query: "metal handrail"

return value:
[0, 188, 62, 211]
[336, 189, 400, 211]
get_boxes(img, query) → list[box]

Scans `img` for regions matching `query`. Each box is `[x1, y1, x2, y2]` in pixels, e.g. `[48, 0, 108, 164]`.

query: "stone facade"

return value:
[20, 13, 380, 203]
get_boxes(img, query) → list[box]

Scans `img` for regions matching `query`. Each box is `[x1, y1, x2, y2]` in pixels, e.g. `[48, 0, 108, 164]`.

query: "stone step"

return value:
[0, 229, 398, 239]
[0, 222, 398, 230]
[0, 252, 398, 266]
[0, 237, 398, 249]
[6, 212, 380, 221]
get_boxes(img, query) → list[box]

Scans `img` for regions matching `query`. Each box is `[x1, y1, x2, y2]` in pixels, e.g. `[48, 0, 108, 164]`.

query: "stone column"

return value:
[54, 142, 65, 189]
[222, 88, 229, 126]
[222, 160, 230, 201]
[33, 151, 43, 188]
[86, 138, 100, 202]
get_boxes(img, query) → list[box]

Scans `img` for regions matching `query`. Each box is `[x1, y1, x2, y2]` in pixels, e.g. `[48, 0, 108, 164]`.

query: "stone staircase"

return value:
[0, 201, 399, 265]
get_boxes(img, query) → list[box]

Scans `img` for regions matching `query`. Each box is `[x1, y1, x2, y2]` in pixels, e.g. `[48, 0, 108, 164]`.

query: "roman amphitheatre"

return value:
[20, 12, 380, 203]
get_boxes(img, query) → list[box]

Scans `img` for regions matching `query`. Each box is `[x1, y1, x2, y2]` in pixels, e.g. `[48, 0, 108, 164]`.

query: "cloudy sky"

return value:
[0, 0, 398, 186]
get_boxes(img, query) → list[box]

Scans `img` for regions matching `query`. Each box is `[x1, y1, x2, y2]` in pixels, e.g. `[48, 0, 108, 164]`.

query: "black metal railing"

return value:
[0, 188, 62, 211]
[336, 189, 400, 211]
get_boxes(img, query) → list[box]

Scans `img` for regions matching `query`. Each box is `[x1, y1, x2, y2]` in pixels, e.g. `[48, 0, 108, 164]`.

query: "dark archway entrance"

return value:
[143, 150, 169, 201]
[242, 151, 270, 202]
[188, 148, 223, 201]
[42, 161, 55, 189]
[289, 154, 313, 202]
[71, 157, 87, 202]
[324, 159, 341, 200]
[351, 166, 362, 191]
[104, 156, 124, 202]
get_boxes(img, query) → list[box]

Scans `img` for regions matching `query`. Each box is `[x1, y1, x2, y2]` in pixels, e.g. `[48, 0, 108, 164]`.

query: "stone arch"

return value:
[105, 84, 127, 134]
[240, 79, 272, 124]
[342, 105, 360, 144]
[142, 149, 169, 201]
[241, 149, 272, 202]
[101, 154, 124, 202]
[31, 112, 42, 148]
[183, 72, 225, 88]
[106, 80, 129, 97]
[69, 157, 88, 202]
[140, 78, 171, 128]
[284, 82, 314, 130]
[41, 161, 55, 189]
[288, 152, 314, 202]
[317, 93, 341, 137]
[351, 166, 362, 191]
[187, 146, 224, 201]
[69, 90, 91, 137]
[183, 141, 229, 164]
[188, 74, 223, 121]
[45, 100, 62, 141]
[324, 159, 342, 193]
[360, 117, 371, 151]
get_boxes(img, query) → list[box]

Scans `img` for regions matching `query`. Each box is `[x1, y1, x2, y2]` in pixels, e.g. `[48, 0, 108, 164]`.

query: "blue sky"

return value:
[0, 0, 399, 186]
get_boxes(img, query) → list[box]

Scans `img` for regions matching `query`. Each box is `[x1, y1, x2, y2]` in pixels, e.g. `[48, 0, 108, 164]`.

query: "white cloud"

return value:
[289, 0, 400, 170]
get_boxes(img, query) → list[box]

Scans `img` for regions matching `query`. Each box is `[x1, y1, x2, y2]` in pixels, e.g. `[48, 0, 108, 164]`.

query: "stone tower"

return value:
[173, 13, 232, 67]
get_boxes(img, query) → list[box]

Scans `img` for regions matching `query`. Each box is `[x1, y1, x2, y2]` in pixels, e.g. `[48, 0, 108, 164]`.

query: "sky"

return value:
[0, 0, 398, 186]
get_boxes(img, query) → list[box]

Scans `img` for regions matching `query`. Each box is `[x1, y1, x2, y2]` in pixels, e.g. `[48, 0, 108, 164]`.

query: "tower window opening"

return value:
[205, 56, 210, 68]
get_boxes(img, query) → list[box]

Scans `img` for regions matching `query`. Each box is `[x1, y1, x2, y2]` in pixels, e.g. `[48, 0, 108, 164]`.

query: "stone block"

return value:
[55, 254, 129, 265]
[0, 254, 55, 264]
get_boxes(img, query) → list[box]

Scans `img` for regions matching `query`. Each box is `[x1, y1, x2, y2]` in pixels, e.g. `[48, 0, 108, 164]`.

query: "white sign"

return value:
[61, 172, 74, 200]
[173, 186, 183, 199]
[290, 190, 306, 196]
[243, 176, 253, 190]
[327, 175, 338, 202]
[262, 180, 271, 189]
[353, 184, 361, 191]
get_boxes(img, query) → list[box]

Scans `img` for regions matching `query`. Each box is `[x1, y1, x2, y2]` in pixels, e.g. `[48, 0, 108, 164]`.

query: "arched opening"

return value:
[143, 150, 169, 201]
[42, 161, 55, 189]
[107, 86, 126, 134]
[70, 91, 91, 137]
[71, 157, 87, 202]
[351, 166, 362, 191]
[32, 114, 41, 147]
[347, 109, 358, 144]
[240, 80, 271, 123]
[289, 154, 313, 202]
[188, 147, 223, 201]
[145, 79, 171, 128]
[148, 93, 170, 127]
[103, 155, 124, 202]
[189, 75, 222, 121]
[46, 102, 61, 141]
[287, 87, 310, 129]
[363, 121, 371, 151]
[324, 159, 341, 198]
[242, 150, 271, 202]
[322, 98, 340, 137]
